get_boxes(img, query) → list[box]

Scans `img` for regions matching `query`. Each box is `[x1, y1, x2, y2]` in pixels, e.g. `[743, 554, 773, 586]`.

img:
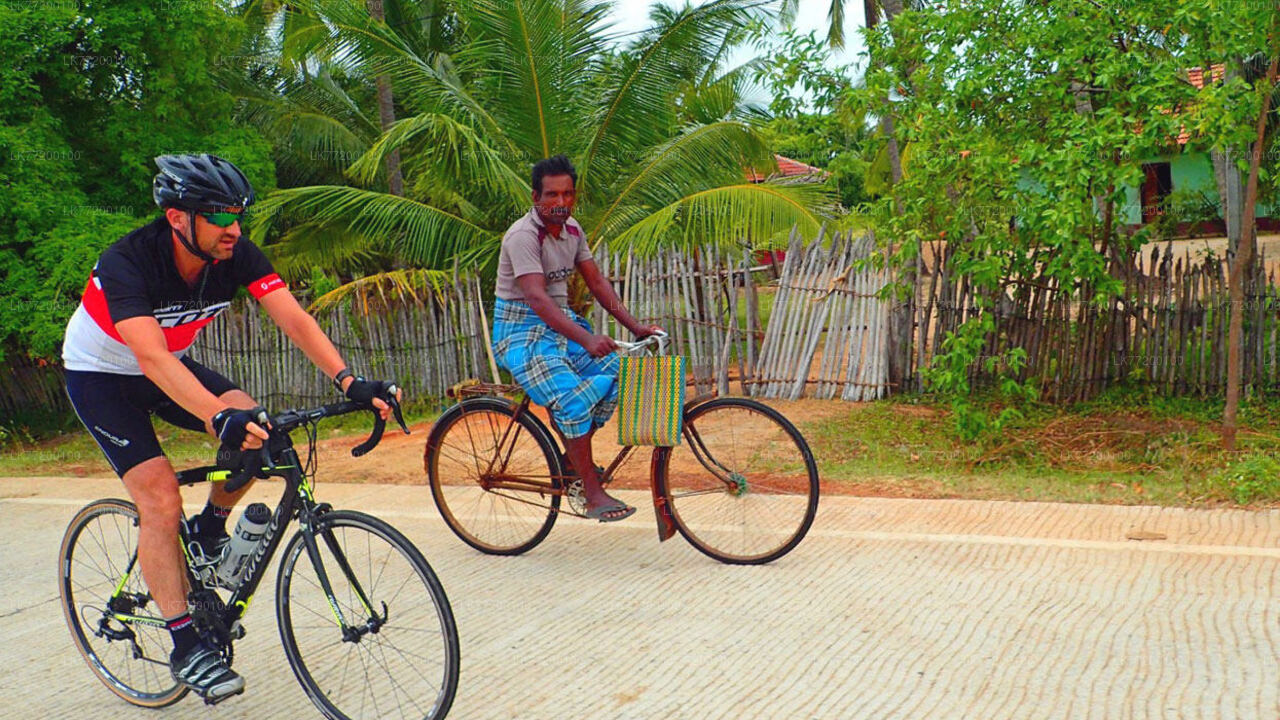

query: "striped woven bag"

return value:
[616, 355, 686, 446]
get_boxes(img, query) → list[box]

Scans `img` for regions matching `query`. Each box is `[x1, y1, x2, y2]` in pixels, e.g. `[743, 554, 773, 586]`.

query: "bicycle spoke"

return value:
[660, 399, 818, 564]
[279, 512, 456, 719]
[427, 399, 562, 556]
[61, 501, 184, 708]
[366, 641, 424, 718]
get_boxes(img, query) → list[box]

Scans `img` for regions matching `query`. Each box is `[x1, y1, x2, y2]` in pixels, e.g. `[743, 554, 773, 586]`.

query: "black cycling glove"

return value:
[344, 377, 396, 406]
[211, 407, 267, 448]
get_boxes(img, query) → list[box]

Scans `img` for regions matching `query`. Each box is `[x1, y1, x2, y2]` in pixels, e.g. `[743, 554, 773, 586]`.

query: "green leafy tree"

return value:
[853, 0, 1278, 436]
[0, 0, 275, 360]
[753, 27, 875, 210]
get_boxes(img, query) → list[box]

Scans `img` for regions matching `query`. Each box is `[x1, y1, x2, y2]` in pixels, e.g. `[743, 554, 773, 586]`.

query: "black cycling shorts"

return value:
[64, 356, 239, 476]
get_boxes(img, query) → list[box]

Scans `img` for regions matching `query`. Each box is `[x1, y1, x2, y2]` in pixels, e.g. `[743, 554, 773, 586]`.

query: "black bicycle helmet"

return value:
[152, 154, 255, 210]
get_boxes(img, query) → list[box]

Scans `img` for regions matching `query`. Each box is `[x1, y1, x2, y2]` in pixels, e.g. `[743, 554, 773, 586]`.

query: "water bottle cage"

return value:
[182, 519, 226, 589]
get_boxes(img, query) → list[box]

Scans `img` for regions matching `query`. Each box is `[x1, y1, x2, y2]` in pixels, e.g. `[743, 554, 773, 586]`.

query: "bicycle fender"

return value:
[650, 449, 676, 542]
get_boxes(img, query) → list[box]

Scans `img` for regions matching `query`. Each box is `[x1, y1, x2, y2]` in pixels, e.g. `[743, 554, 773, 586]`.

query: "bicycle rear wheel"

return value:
[655, 397, 819, 564]
[425, 397, 563, 555]
[58, 498, 187, 707]
[277, 510, 459, 720]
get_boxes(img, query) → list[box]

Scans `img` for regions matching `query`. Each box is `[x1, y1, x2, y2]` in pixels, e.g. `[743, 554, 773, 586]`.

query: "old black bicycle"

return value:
[58, 393, 460, 720]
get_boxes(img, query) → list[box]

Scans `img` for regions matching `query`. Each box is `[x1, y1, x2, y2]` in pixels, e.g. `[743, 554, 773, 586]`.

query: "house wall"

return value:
[1121, 151, 1276, 228]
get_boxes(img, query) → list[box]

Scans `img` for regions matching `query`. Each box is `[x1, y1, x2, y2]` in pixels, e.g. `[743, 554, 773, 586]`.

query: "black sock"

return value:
[166, 612, 199, 657]
[196, 502, 232, 537]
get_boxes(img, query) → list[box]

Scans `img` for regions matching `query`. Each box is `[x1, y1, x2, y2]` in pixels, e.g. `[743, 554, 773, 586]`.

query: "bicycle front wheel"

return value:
[425, 397, 563, 555]
[58, 498, 187, 707]
[276, 510, 459, 720]
[655, 398, 819, 564]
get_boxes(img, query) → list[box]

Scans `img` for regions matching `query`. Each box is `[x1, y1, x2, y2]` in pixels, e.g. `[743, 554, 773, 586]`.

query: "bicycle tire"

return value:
[59, 498, 187, 707]
[654, 397, 819, 564]
[276, 510, 460, 720]
[425, 397, 563, 555]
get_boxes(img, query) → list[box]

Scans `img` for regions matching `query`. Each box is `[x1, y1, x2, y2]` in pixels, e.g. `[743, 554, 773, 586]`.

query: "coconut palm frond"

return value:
[253, 185, 498, 268]
[308, 268, 457, 314]
[264, 223, 387, 282]
[578, 0, 763, 193]
[348, 112, 528, 211]
[686, 56, 773, 124]
[457, 0, 609, 158]
[827, 0, 846, 49]
[606, 181, 835, 256]
[589, 121, 773, 240]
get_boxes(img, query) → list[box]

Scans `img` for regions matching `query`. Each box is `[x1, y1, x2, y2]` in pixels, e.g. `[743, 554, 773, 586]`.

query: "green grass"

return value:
[791, 390, 1280, 508]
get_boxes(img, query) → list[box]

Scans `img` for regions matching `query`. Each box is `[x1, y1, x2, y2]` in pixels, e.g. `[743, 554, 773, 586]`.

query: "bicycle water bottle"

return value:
[215, 502, 271, 588]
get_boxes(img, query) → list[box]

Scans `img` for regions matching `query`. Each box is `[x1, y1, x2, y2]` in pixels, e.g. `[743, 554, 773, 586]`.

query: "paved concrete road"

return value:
[2, 476, 1278, 719]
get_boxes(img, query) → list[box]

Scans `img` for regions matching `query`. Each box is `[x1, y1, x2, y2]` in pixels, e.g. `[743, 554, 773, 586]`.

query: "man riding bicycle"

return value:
[61, 154, 398, 702]
[493, 154, 663, 523]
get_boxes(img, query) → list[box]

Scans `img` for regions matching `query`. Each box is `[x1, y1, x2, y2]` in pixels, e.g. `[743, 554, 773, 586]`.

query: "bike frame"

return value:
[460, 387, 734, 540]
[100, 404, 387, 648]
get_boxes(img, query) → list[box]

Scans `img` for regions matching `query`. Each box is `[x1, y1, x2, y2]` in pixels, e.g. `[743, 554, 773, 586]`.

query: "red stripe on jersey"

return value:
[248, 273, 286, 299]
[81, 273, 126, 343]
[162, 316, 218, 351]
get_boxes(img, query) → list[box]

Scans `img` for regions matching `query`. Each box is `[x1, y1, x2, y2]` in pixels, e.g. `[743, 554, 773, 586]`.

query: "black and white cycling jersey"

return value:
[62, 217, 286, 373]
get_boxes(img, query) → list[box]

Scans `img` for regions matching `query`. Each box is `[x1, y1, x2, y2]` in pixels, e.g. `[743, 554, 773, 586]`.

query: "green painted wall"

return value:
[1121, 151, 1275, 226]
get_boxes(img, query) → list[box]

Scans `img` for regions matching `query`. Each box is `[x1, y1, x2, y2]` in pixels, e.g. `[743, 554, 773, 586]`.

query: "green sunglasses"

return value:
[197, 210, 245, 228]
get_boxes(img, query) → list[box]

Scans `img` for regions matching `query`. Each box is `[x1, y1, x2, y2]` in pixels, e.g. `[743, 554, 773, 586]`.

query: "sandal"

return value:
[584, 500, 636, 523]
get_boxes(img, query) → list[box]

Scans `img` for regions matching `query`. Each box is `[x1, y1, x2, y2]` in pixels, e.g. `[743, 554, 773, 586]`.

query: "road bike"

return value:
[424, 335, 819, 565]
[59, 393, 460, 720]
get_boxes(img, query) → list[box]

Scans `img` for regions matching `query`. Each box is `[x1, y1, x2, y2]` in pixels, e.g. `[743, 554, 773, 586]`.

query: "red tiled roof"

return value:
[1177, 64, 1226, 144]
[1187, 64, 1225, 91]
[746, 154, 828, 182]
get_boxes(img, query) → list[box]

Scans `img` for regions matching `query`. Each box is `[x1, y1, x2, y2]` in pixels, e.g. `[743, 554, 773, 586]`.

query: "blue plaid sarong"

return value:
[492, 298, 620, 439]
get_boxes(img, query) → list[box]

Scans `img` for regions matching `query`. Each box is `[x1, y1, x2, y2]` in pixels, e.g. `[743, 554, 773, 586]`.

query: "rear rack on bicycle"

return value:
[447, 378, 522, 399]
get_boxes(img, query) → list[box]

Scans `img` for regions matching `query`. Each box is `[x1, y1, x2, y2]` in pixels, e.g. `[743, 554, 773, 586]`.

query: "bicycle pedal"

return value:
[202, 686, 245, 706]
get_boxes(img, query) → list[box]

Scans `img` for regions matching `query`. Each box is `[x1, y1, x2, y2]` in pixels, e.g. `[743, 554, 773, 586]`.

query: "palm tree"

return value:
[238, 0, 832, 303]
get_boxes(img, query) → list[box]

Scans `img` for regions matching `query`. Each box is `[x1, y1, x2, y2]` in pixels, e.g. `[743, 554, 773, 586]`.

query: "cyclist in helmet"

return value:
[62, 154, 400, 703]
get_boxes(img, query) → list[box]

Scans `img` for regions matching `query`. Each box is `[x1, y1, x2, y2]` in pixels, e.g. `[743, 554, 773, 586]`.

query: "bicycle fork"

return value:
[298, 514, 387, 643]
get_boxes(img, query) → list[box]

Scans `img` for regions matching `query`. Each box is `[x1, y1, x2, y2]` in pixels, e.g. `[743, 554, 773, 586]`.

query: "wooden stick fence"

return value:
[591, 228, 891, 401]
[909, 242, 1280, 401]
[751, 228, 890, 401]
[12, 229, 1280, 421]
[192, 281, 490, 408]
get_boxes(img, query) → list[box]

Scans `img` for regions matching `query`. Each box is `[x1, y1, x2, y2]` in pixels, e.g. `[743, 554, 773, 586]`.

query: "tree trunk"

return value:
[366, 0, 404, 197]
[1215, 65, 1245, 256]
[874, 0, 917, 392]
[1223, 50, 1279, 450]
[1212, 148, 1243, 251]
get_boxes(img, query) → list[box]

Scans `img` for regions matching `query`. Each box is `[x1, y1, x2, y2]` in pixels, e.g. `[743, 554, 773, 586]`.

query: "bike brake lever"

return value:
[351, 385, 405, 457]
[388, 387, 409, 435]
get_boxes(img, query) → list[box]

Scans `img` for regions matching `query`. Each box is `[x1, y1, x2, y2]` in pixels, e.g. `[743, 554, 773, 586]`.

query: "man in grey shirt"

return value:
[492, 155, 662, 522]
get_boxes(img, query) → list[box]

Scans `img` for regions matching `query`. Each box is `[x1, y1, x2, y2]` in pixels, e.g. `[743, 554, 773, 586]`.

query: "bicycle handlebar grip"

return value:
[351, 414, 386, 457]
[223, 446, 267, 493]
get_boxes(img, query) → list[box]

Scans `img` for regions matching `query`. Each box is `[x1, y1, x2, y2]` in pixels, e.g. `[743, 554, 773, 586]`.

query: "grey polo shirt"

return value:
[495, 208, 592, 303]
